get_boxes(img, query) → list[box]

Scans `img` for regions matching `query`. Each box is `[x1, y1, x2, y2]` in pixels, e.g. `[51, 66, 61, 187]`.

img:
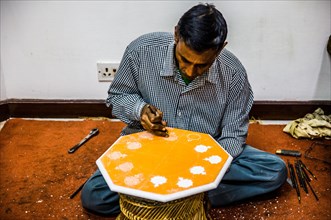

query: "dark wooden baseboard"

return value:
[0, 101, 10, 122]
[0, 99, 330, 122]
[0, 99, 112, 121]
[250, 101, 331, 120]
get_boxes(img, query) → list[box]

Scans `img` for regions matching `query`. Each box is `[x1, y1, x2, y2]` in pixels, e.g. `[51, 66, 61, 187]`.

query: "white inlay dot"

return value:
[204, 155, 222, 164]
[107, 151, 127, 160]
[151, 176, 167, 187]
[116, 162, 134, 172]
[190, 166, 206, 175]
[177, 177, 193, 188]
[127, 142, 142, 150]
[194, 145, 211, 153]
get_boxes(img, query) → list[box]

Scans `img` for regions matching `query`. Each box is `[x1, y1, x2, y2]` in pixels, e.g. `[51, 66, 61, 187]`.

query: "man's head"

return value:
[175, 3, 228, 81]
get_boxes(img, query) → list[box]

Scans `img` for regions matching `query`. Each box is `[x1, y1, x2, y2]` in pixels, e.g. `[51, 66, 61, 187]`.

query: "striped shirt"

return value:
[107, 32, 254, 158]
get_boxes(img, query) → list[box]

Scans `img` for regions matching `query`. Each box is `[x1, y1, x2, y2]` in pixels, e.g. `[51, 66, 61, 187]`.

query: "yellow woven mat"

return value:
[116, 193, 207, 220]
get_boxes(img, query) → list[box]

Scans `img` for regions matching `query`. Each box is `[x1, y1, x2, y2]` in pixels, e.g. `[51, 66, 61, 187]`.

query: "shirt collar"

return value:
[160, 42, 176, 77]
[160, 42, 219, 84]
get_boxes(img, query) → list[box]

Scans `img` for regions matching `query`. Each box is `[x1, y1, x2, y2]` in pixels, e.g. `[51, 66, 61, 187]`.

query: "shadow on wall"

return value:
[314, 35, 331, 100]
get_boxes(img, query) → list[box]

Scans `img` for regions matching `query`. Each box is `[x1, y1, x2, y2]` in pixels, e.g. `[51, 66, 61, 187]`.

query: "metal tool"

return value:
[68, 128, 99, 154]
[69, 178, 89, 199]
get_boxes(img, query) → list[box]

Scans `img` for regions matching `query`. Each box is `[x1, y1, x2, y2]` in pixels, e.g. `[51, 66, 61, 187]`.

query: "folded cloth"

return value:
[283, 108, 331, 139]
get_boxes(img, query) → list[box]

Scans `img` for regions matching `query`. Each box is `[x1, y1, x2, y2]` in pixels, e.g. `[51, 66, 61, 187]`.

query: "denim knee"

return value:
[80, 172, 120, 216]
[278, 159, 288, 184]
[269, 155, 288, 188]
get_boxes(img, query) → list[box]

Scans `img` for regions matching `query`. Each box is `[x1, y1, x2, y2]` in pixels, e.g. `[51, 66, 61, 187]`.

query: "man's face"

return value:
[175, 39, 220, 81]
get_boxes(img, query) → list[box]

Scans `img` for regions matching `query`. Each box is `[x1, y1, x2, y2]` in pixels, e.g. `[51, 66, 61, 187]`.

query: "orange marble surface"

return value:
[97, 127, 232, 202]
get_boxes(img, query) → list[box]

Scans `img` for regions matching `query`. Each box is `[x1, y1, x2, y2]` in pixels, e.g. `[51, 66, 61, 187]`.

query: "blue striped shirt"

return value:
[107, 32, 254, 158]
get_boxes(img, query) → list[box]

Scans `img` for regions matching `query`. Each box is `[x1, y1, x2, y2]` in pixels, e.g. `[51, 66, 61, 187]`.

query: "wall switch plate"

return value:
[97, 62, 119, 82]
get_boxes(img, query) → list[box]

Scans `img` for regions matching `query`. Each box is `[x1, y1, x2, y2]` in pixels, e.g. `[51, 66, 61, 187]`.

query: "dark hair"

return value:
[177, 3, 227, 52]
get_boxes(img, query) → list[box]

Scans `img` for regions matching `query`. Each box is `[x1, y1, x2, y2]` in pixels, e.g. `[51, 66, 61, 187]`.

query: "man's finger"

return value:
[149, 113, 163, 123]
[153, 130, 169, 137]
[150, 123, 167, 132]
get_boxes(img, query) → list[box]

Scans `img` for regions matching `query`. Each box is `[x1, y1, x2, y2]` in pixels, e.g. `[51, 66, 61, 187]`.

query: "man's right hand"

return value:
[140, 104, 168, 137]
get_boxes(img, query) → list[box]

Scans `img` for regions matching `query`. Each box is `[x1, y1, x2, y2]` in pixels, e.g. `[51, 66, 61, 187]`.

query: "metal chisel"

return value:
[68, 128, 99, 154]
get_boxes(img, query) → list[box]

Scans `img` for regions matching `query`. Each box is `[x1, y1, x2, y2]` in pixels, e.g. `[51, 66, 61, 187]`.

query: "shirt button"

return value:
[177, 111, 181, 116]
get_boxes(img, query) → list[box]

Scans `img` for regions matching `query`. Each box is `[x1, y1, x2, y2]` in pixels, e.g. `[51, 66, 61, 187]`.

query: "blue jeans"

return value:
[80, 145, 287, 215]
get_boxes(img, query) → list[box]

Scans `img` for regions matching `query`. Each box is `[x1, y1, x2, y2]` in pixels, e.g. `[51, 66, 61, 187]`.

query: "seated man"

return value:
[81, 3, 287, 216]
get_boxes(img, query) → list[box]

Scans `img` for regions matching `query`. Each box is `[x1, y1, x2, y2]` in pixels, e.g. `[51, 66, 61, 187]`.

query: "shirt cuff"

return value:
[133, 100, 147, 121]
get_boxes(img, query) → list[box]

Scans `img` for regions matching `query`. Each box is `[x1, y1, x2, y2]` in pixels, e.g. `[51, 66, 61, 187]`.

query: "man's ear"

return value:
[174, 26, 179, 44]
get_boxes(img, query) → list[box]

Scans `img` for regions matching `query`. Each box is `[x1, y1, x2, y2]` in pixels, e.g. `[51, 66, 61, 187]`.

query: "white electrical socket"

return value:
[97, 62, 119, 82]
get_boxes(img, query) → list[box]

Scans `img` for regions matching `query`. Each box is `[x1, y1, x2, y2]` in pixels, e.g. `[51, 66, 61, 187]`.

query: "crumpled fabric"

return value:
[283, 108, 331, 139]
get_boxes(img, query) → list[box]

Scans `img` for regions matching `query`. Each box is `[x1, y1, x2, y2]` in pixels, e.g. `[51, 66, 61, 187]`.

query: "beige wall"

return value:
[1, 1, 330, 101]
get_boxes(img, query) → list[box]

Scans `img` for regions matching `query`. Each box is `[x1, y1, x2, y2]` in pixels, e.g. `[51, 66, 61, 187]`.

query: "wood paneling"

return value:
[0, 99, 330, 121]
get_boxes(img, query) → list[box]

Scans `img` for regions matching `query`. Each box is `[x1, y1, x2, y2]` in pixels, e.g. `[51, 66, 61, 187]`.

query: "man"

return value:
[81, 3, 287, 216]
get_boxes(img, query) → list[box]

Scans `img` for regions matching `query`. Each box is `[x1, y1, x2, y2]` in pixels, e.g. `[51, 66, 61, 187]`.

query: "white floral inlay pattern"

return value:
[177, 177, 193, 188]
[124, 174, 143, 186]
[194, 145, 211, 153]
[116, 162, 134, 172]
[163, 132, 178, 141]
[204, 155, 222, 164]
[151, 176, 167, 187]
[127, 142, 142, 150]
[139, 132, 154, 140]
[190, 166, 206, 175]
[107, 151, 127, 160]
[187, 133, 201, 142]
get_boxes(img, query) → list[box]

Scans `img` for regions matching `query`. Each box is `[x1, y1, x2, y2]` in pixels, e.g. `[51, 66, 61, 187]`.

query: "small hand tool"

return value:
[276, 149, 301, 157]
[288, 160, 301, 203]
[69, 178, 88, 199]
[68, 128, 99, 154]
